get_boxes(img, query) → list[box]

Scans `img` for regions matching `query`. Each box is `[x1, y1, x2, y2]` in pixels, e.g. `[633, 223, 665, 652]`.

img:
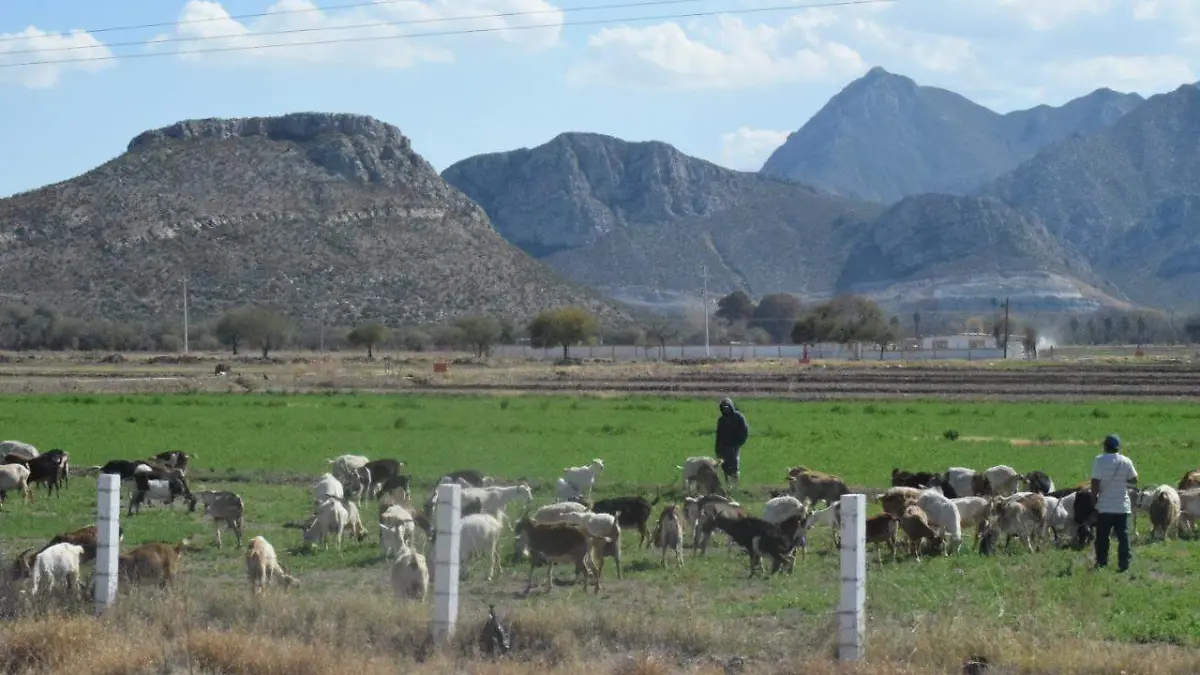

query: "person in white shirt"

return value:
[1090, 434, 1138, 572]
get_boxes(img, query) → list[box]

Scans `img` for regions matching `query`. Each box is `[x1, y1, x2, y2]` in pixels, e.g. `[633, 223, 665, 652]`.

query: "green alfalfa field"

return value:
[2, 391, 1200, 673]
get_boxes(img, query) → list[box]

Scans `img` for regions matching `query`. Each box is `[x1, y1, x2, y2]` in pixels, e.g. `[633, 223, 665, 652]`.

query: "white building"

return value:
[918, 333, 996, 350]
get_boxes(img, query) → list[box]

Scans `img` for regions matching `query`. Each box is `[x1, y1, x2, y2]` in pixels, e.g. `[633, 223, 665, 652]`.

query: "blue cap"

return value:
[1103, 434, 1121, 452]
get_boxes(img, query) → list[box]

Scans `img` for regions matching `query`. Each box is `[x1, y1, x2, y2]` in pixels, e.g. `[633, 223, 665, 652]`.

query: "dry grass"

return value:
[1, 575, 1197, 675]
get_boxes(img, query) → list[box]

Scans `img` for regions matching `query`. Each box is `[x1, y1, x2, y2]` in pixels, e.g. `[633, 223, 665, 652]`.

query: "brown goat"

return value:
[1178, 469, 1200, 491]
[788, 468, 850, 508]
[692, 463, 725, 497]
[899, 505, 939, 561]
[879, 487, 921, 517]
[865, 512, 900, 563]
[652, 504, 685, 568]
[39, 524, 125, 564]
[515, 519, 606, 594]
[118, 539, 189, 589]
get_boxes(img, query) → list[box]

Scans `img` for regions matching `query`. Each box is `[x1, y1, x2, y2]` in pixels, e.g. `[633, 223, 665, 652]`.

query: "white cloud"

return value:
[1043, 55, 1196, 94]
[170, 0, 564, 69]
[851, 19, 975, 74]
[719, 127, 790, 170]
[994, 0, 1112, 31]
[565, 0, 1198, 110]
[566, 10, 865, 90]
[0, 27, 114, 89]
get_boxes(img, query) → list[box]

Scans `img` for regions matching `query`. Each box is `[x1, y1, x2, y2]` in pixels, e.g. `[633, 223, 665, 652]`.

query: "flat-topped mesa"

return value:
[127, 112, 407, 151]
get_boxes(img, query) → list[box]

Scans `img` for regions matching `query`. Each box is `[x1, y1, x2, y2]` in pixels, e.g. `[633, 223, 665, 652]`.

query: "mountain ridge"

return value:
[760, 66, 1144, 203]
[0, 112, 634, 326]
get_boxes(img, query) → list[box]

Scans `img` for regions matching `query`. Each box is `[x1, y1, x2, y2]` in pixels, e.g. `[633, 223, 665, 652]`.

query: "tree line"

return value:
[1, 295, 1199, 356]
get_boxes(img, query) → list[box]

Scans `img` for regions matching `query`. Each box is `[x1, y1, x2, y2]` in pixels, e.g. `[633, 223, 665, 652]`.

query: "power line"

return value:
[4, 0, 716, 57]
[0, 0, 896, 69]
[0, 0, 421, 43]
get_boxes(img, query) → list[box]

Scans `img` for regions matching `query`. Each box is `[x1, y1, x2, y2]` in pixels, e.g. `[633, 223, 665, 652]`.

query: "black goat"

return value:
[591, 495, 660, 548]
[3, 452, 67, 497]
[364, 459, 403, 495]
[890, 468, 939, 489]
[1024, 470, 1055, 495]
[443, 469, 487, 487]
[700, 514, 795, 576]
[99, 459, 153, 480]
[377, 473, 412, 500]
[128, 471, 195, 515]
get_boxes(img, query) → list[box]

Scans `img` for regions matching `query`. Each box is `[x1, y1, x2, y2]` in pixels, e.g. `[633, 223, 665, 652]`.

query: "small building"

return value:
[919, 333, 996, 351]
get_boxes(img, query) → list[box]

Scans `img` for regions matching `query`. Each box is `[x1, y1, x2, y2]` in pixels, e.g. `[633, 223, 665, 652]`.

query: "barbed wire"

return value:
[0, 0, 435, 42]
[5, 0, 722, 56]
[0, 0, 896, 69]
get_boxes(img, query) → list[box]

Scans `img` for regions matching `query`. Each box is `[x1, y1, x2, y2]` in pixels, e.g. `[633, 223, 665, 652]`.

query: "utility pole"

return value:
[319, 306, 326, 353]
[182, 277, 189, 355]
[701, 265, 710, 357]
[1002, 296, 1010, 359]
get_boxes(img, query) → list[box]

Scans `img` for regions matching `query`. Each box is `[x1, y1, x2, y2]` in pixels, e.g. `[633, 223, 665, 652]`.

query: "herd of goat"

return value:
[5, 439, 1200, 606]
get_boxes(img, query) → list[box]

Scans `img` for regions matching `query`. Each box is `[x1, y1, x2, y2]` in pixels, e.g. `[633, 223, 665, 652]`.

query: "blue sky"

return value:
[1, 0, 1197, 198]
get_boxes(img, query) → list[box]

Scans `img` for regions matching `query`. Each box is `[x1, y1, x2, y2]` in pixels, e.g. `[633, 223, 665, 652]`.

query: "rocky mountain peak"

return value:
[126, 113, 432, 187]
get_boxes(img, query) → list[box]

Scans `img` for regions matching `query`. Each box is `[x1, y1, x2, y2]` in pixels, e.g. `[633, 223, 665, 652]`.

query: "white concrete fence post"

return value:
[837, 493, 866, 662]
[94, 473, 120, 616]
[432, 483, 462, 644]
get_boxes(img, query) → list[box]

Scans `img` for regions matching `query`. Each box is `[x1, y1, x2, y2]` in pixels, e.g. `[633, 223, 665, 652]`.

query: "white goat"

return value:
[326, 454, 369, 481]
[454, 513, 506, 581]
[380, 504, 417, 555]
[0, 464, 32, 509]
[1043, 495, 1071, 544]
[917, 488, 963, 553]
[561, 459, 605, 501]
[762, 495, 807, 524]
[0, 440, 38, 460]
[342, 497, 367, 542]
[30, 542, 85, 596]
[983, 465, 1024, 496]
[1147, 484, 1182, 540]
[531, 501, 590, 522]
[677, 456, 720, 492]
[944, 467, 981, 498]
[303, 497, 349, 551]
[460, 484, 534, 516]
[313, 473, 344, 503]
[554, 478, 584, 503]
[245, 536, 296, 594]
[390, 542, 429, 602]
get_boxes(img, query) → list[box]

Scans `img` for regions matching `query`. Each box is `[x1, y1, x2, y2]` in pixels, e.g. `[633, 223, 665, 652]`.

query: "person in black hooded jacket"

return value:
[714, 397, 750, 486]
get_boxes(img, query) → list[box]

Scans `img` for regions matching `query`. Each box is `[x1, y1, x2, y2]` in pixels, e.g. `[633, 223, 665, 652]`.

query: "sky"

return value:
[1, 0, 1198, 198]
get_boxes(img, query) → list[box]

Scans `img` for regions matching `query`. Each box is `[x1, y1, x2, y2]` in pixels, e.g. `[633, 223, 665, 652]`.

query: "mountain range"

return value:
[445, 69, 1200, 314]
[1, 67, 1198, 327]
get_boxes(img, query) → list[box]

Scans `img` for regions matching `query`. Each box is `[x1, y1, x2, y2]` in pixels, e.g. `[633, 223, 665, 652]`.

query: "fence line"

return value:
[85, 481, 867, 661]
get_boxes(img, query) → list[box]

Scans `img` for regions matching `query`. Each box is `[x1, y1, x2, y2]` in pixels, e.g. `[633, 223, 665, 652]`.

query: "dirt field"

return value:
[1, 348, 1198, 401]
